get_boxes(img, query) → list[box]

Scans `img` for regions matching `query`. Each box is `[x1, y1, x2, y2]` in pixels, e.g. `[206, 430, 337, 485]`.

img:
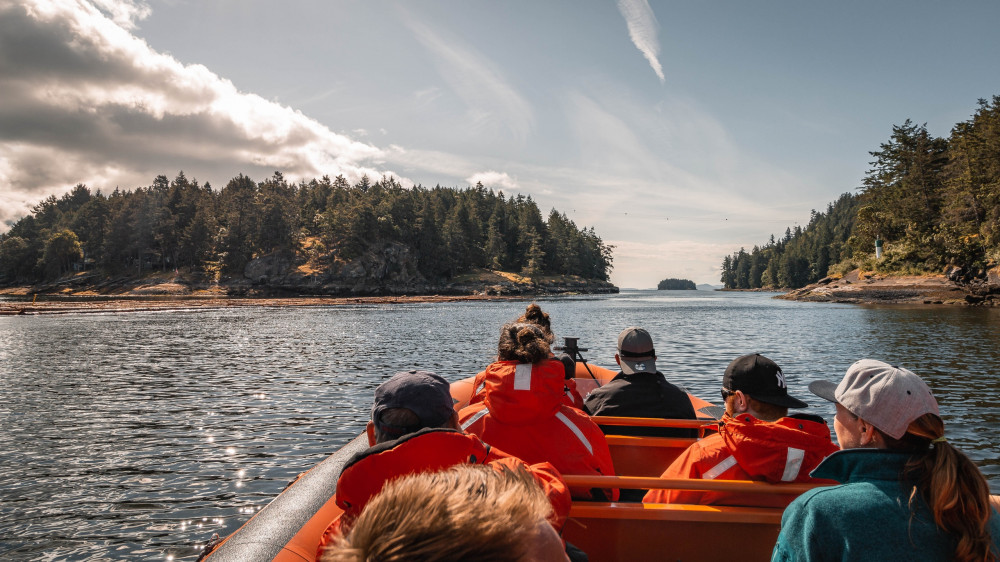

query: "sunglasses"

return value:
[720, 388, 735, 401]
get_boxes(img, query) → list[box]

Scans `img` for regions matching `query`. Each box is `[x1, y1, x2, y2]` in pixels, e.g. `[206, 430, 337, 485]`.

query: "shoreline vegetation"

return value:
[0, 267, 617, 315]
[0, 174, 616, 301]
[0, 294, 523, 316]
[719, 97, 1000, 301]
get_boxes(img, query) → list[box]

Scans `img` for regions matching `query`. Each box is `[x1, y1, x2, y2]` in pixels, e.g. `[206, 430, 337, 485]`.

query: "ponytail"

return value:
[497, 322, 550, 364]
[517, 304, 554, 344]
[893, 414, 997, 562]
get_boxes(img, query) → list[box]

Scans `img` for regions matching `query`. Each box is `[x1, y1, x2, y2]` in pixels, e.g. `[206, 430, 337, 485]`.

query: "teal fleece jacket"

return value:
[772, 448, 1000, 561]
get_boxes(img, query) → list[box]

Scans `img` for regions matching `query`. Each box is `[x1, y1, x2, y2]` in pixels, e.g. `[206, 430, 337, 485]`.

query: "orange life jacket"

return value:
[468, 356, 584, 410]
[643, 413, 839, 507]
[316, 428, 570, 557]
[459, 360, 617, 500]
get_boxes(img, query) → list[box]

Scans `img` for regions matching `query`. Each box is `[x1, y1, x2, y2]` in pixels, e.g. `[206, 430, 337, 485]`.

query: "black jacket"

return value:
[583, 371, 697, 438]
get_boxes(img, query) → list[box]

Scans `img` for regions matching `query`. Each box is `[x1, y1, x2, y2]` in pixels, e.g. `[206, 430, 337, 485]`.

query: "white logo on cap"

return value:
[775, 370, 787, 388]
[635, 362, 646, 371]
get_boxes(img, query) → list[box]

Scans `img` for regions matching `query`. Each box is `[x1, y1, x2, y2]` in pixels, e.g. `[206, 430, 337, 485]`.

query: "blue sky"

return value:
[1, 1, 998, 287]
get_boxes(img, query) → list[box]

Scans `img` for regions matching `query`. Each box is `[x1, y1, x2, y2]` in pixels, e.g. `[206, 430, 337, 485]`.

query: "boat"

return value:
[199, 363, 824, 562]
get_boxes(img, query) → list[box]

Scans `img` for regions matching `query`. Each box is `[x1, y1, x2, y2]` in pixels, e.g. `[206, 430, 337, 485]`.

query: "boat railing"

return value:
[591, 417, 718, 476]
[561, 474, 822, 495]
[589, 416, 718, 429]
[561, 474, 826, 561]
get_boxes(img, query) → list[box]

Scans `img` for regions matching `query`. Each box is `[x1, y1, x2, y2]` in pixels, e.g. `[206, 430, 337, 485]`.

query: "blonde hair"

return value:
[882, 414, 997, 562]
[321, 464, 554, 562]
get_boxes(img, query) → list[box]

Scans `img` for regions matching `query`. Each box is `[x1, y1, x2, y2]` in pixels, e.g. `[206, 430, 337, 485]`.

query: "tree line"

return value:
[0, 172, 614, 284]
[722, 95, 1000, 289]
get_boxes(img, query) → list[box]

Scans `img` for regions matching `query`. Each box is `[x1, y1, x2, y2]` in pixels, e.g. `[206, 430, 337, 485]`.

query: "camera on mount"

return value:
[554, 337, 587, 356]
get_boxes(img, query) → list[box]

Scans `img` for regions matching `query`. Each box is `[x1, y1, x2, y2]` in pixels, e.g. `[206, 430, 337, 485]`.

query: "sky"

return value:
[1, 1, 999, 288]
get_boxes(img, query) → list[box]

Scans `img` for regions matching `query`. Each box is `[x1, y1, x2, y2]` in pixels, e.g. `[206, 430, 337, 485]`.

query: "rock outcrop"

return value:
[778, 268, 1000, 306]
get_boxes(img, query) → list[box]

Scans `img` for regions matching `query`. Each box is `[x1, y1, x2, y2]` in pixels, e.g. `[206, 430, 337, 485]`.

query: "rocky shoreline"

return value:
[0, 267, 618, 315]
[777, 268, 1000, 306]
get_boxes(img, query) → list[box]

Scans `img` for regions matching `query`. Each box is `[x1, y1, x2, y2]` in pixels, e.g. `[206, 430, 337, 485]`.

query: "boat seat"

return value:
[561, 474, 823, 562]
[591, 417, 717, 477]
[603, 434, 698, 477]
[565, 501, 784, 562]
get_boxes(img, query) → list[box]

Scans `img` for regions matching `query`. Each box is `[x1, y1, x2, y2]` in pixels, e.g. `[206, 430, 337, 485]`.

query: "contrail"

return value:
[617, 0, 665, 83]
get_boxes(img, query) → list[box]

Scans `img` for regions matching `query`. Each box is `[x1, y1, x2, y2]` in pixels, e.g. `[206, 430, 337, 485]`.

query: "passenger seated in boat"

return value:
[644, 353, 838, 507]
[459, 323, 618, 501]
[469, 303, 584, 409]
[321, 464, 570, 562]
[316, 370, 571, 557]
[582, 326, 697, 438]
[773, 360, 1000, 562]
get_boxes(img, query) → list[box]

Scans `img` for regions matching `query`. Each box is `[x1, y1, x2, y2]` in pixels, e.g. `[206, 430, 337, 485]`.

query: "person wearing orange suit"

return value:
[643, 354, 838, 507]
[316, 370, 571, 558]
[459, 323, 617, 501]
[469, 304, 584, 409]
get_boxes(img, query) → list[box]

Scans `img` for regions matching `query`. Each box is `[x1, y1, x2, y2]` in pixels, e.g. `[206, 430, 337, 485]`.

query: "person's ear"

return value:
[858, 419, 877, 447]
[366, 421, 376, 446]
[733, 390, 749, 413]
[615, 353, 622, 366]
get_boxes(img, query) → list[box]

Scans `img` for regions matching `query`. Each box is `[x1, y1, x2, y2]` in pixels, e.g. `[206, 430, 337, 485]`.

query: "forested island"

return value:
[0, 174, 616, 297]
[657, 278, 696, 290]
[720, 96, 1000, 303]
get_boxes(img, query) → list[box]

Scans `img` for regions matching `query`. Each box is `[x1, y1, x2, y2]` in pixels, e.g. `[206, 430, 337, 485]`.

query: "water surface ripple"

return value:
[1, 291, 999, 560]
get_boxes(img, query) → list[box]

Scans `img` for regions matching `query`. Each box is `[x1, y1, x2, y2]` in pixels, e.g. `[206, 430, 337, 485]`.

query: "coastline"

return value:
[777, 269, 1000, 306]
[0, 269, 618, 315]
[0, 294, 529, 316]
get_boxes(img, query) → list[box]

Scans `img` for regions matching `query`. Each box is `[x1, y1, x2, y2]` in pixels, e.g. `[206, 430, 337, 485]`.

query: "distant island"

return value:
[657, 278, 696, 290]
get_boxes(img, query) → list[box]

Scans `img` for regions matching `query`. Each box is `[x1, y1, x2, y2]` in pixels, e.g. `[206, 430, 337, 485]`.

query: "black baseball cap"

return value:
[722, 354, 808, 409]
[371, 370, 455, 437]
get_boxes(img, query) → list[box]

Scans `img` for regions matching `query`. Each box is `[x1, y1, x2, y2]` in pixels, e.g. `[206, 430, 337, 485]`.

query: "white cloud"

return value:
[616, 0, 665, 83]
[405, 17, 534, 144]
[0, 0, 394, 228]
[466, 171, 518, 190]
[88, 0, 150, 30]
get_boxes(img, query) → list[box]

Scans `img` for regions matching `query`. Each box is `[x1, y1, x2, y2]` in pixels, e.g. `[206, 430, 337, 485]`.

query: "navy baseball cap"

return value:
[371, 370, 455, 437]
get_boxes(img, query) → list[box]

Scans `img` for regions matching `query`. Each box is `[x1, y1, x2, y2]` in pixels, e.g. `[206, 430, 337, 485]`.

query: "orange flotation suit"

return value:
[459, 360, 617, 501]
[316, 428, 570, 557]
[643, 413, 839, 507]
[469, 356, 584, 410]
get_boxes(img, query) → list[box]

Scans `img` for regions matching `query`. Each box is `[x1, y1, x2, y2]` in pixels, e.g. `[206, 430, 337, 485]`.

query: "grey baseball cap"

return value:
[617, 327, 657, 375]
[809, 359, 939, 440]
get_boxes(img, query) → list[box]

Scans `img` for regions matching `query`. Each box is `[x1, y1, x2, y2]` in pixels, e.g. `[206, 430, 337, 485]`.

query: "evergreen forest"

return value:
[721, 96, 1000, 290]
[0, 173, 614, 285]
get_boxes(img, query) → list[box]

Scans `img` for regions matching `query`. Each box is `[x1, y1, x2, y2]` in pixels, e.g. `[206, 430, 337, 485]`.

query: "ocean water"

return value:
[1, 290, 998, 560]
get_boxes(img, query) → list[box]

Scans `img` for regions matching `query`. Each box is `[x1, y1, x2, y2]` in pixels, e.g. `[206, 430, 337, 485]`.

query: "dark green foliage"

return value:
[0, 172, 614, 284]
[720, 193, 861, 289]
[657, 278, 696, 290]
[721, 96, 1000, 289]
